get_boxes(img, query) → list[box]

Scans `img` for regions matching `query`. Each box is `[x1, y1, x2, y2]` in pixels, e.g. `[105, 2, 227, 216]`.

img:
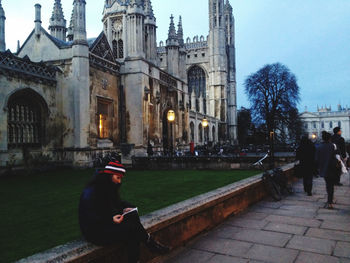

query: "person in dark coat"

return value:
[296, 136, 316, 196]
[331, 126, 346, 185]
[315, 131, 337, 209]
[78, 161, 169, 263]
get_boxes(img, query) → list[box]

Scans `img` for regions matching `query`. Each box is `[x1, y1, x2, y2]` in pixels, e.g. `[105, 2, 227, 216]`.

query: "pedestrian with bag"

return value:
[78, 161, 169, 263]
[331, 127, 346, 186]
[315, 131, 338, 209]
[296, 136, 316, 196]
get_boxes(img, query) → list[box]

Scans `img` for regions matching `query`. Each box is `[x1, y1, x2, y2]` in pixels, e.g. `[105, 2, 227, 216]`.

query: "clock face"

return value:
[113, 19, 123, 31]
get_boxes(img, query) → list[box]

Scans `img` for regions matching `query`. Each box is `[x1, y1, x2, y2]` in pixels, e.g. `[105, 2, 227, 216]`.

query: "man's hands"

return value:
[113, 214, 124, 224]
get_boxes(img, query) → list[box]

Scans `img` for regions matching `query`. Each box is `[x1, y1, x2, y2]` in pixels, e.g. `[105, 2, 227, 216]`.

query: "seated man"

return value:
[78, 161, 169, 263]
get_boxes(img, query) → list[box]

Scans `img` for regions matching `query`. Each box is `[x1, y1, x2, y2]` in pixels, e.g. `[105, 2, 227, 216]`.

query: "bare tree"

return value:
[245, 63, 300, 165]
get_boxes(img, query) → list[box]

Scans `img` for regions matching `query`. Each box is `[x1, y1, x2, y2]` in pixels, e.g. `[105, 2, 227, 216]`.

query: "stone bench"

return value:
[16, 163, 296, 263]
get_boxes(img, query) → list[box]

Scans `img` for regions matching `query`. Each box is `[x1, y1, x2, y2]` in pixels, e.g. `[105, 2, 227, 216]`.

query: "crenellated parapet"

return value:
[184, 35, 208, 50]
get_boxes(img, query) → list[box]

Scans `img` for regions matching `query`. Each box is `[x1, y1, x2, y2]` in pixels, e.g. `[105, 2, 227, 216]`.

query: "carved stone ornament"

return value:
[112, 18, 123, 32]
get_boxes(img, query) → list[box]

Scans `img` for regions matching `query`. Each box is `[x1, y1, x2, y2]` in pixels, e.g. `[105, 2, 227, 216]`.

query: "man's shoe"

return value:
[324, 203, 334, 209]
[146, 237, 170, 254]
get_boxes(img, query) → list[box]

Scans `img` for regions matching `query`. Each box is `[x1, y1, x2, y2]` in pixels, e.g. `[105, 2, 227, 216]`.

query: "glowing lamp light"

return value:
[167, 110, 175, 122]
[311, 134, 317, 140]
[202, 118, 208, 127]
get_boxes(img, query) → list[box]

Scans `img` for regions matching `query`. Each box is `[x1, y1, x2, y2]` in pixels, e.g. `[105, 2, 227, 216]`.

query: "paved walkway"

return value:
[164, 174, 350, 263]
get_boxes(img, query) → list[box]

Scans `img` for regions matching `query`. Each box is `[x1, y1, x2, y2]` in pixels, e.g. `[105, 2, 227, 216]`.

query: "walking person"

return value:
[331, 127, 346, 186]
[296, 136, 316, 196]
[315, 131, 337, 209]
[78, 161, 169, 263]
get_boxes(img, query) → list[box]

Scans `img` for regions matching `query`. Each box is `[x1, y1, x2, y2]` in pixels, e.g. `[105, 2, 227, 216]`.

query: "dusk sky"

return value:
[3, 0, 350, 112]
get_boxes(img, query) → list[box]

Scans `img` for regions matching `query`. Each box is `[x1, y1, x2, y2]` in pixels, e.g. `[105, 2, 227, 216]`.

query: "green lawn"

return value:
[0, 169, 258, 262]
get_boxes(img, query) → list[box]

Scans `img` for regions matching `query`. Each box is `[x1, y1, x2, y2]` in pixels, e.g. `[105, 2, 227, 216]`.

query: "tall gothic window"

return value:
[198, 123, 203, 143]
[188, 66, 206, 98]
[7, 89, 47, 148]
[97, 98, 113, 139]
[190, 122, 194, 142]
[118, 39, 124, 58]
[212, 126, 216, 143]
[112, 40, 118, 58]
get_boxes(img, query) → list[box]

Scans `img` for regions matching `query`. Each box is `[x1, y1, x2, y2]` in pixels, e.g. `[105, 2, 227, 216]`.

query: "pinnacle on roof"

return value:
[66, 6, 74, 41]
[50, 0, 65, 23]
[225, 0, 233, 11]
[144, 0, 154, 19]
[177, 16, 184, 46]
[167, 14, 177, 40]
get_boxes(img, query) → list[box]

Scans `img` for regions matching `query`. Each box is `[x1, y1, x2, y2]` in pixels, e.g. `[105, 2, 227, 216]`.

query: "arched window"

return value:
[190, 122, 194, 142]
[212, 126, 216, 143]
[187, 66, 206, 99]
[7, 89, 47, 149]
[118, 39, 124, 58]
[198, 123, 203, 142]
[112, 40, 118, 57]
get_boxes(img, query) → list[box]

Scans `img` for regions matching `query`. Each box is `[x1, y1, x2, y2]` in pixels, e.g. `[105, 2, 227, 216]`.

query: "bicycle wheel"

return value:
[263, 174, 282, 201]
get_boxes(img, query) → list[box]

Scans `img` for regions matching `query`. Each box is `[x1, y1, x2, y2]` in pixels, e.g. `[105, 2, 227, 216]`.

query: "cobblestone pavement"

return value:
[164, 173, 350, 263]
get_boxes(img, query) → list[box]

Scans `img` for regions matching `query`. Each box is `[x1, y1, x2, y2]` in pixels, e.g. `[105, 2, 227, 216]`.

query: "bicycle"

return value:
[253, 152, 293, 201]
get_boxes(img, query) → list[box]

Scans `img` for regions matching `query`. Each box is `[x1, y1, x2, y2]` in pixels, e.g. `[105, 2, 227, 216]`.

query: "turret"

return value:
[177, 16, 184, 47]
[0, 0, 6, 52]
[73, 0, 87, 45]
[126, 0, 145, 58]
[166, 15, 180, 77]
[49, 0, 67, 41]
[34, 4, 42, 37]
[144, 0, 157, 63]
[67, 8, 74, 41]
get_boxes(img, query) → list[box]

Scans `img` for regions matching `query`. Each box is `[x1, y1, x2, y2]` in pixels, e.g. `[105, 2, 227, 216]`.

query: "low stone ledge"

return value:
[17, 163, 296, 263]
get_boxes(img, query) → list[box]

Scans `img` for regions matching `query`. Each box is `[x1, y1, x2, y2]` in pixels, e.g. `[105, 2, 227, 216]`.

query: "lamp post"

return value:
[269, 131, 275, 169]
[167, 110, 175, 156]
[202, 117, 208, 144]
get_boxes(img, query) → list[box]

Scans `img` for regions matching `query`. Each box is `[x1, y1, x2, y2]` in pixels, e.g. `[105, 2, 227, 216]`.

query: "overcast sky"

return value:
[3, 0, 350, 112]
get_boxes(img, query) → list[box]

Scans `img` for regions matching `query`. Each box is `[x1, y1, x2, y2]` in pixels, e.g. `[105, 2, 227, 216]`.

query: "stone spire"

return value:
[0, 0, 6, 51]
[167, 14, 178, 45]
[67, 8, 74, 41]
[144, 0, 154, 19]
[177, 16, 184, 46]
[49, 0, 67, 41]
[225, 0, 232, 10]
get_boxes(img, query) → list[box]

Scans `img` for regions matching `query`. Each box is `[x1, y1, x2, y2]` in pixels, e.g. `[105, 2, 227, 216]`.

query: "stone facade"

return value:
[0, 0, 237, 166]
[300, 105, 350, 142]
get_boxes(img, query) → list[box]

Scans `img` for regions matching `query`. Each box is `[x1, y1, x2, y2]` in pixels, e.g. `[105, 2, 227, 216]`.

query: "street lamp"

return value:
[167, 110, 175, 155]
[202, 118, 208, 146]
[202, 118, 208, 128]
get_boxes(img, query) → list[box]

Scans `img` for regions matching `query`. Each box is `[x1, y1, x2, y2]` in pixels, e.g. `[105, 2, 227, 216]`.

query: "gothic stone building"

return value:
[0, 0, 237, 166]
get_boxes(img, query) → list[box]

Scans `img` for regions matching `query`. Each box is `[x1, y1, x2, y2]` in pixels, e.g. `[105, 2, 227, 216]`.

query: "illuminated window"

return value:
[97, 98, 112, 139]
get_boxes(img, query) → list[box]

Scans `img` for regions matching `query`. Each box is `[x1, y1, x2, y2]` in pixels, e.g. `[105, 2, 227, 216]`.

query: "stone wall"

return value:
[16, 163, 296, 263]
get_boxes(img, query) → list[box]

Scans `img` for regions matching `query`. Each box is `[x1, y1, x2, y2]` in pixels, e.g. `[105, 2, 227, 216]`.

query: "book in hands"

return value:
[122, 207, 138, 217]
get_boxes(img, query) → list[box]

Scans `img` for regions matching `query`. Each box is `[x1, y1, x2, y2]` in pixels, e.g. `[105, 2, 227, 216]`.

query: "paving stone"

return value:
[249, 206, 279, 214]
[316, 214, 350, 223]
[339, 258, 350, 263]
[272, 208, 316, 219]
[225, 218, 269, 230]
[265, 214, 321, 228]
[166, 248, 214, 263]
[282, 199, 324, 207]
[334, 242, 350, 258]
[295, 251, 339, 263]
[263, 222, 307, 235]
[256, 200, 283, 209]
[286, 235, 336, 255]
[231, 229, 292, 247]
[207, 254, 248, 263]
[321, 221, 350, 232]
[208, 225, 242, 239]
[191, 237, 252, 257]
[306, 228, 350, 242]
[279, 204, 319, 213]
[237, 211, 269, 220]
[246, 244, 298, 263]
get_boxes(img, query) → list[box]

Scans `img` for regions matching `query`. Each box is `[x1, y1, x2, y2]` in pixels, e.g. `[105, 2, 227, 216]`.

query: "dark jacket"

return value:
[315, 142, 336, 179]
[296, 138, 316, 176]
[78, 172, 134, 245]
[332, 134, 346, 159]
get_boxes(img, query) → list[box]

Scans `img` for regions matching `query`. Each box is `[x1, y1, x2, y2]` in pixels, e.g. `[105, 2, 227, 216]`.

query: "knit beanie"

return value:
[333, 127, 341, 134]
[103, 161, 126, 177]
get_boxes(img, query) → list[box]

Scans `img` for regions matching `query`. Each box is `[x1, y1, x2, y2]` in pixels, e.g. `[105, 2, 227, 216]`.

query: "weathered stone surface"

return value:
[286, 235, 336, 255]
[306, 228, 350, 242]
[208, 225, 242, 239]
[191, 237, 252, 257]
[166, 248, 214, 263]
[246, 244, 298, 263]
[231, 229, 292, 247]
[321, 221, 350, 232]
[334, 242, 350, 258]
[265, 214, 321, 228]
[263, 222, 307, 235]
[208, 254, 248, 263]
[225, 218, 269, 230]
[236, 211, 269, 220]
[295, 251, 339, 263]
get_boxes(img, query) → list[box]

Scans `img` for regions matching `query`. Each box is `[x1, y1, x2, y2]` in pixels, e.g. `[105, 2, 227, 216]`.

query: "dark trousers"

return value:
[89, 214, 148, 263]
[324, 177, 335, 204]
[303, 174, 313, 194]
